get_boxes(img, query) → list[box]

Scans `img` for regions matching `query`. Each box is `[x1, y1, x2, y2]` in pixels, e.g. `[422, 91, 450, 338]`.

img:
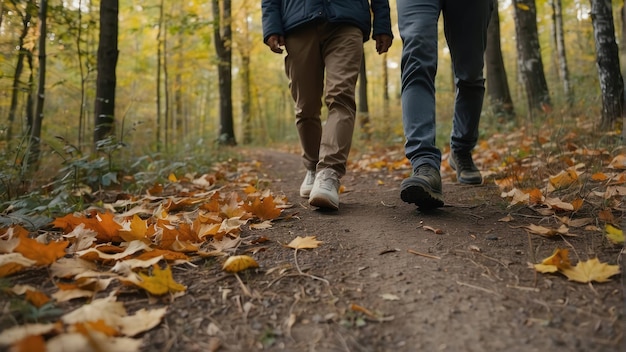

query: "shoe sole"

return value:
[309, 195, 339, 210]
[400, 179, 444, 209]
[300, 190, 311, 199]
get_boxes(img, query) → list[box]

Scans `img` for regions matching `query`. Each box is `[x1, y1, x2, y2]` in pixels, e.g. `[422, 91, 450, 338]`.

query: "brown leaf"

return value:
[222, 255, 259, 273]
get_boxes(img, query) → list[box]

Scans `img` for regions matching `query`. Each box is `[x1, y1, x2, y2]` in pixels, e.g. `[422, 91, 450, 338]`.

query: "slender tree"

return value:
[357, 52, 371, 141]
[212, 0, 236, 145]
[512, 0, 551, 117]
[7, 1, 34, 142]
[29, 0, 47, 165]
[156, 0, 164, 150]
[486, 0, 514, 118]
[93, 0, 119, 147]
[551, 0, 573, 107]
[589, 0, 624, 130]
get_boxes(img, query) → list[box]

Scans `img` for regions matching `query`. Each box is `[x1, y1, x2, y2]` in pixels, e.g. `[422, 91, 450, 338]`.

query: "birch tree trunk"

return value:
[551, 0, 573, 107]
[589, 0, 624, 131]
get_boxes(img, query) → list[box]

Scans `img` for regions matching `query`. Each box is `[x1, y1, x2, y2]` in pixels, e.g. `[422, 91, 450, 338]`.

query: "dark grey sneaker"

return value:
[449, 150, 483, 185]
[400, 165, 444, 209]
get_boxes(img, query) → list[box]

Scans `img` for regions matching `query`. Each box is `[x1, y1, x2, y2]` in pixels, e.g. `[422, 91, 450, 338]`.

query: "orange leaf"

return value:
[0, 253, 36, 277]
[11, 334, 46, 352]
[534, 248, 571, 273]
[591, 172, 608, 181]
[53, 212, 123, 242]
[244, 195, 282, 220]
[549, 169, 578, 189]
[72, 320, 119, 337]
[14, 236, 68, 266]
[608, 154, 626, 169]
[25, 289, 50, 308]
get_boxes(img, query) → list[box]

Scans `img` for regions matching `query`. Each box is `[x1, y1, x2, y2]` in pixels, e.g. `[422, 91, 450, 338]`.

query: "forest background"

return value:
[0, 0, 625, 201]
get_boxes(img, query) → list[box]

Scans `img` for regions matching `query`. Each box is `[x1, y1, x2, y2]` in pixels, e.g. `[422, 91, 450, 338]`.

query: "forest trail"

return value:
[141, 147, 623, 352]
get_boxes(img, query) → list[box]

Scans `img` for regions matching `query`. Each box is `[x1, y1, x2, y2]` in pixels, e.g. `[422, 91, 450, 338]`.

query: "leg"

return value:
[397, 0, 441, 170]
[443, 0, 492, 152]
[318, 23, 363, 177]
[284, 26, 325, 171]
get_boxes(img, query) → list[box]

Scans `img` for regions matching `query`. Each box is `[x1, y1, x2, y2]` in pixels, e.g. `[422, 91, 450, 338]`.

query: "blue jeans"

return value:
[397, 0, 492, 170]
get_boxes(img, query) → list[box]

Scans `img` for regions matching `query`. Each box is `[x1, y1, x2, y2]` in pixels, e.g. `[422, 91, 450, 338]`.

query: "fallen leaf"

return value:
[560, 258, 621, 283]
[549, 169, 578, 189]
[605, 224, 624, 244]
[13, 236, 68, 266]
[0, 323, 58, 346]
[608, 154, 626, 169]
[286, 236, 323, 249]
[125, 264, 187, 295]
[0, 253, 36, 277]
[46, 331, 142, 352]
[423, 225, 444, 234]
[533, 248, 571, 273]
[380, 293, 400, 301]
[222, 255, 259, 273]
[118, 307, 168, 336]
[524, 224, 575, 237]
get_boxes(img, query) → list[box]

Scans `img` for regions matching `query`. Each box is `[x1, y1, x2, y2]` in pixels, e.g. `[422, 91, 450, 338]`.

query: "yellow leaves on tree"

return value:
[533, 248, 620, 283]
[124, 264, 186, 295]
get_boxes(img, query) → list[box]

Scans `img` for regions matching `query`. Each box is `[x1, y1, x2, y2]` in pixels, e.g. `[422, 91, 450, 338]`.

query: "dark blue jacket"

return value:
[261, 0, 393, 43]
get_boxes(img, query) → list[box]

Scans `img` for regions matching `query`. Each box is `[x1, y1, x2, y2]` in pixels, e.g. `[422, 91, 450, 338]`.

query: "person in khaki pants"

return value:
[261, 0, 393, 211]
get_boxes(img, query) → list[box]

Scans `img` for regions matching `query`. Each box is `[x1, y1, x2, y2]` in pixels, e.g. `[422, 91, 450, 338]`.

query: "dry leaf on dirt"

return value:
[222, 255, 259, 273]
[523, 224, 576, 237]
[46, 331, 142, 352]
[0, 253, 36, 277]
[286, 236, 323, 249]
[0, 323, 58, 346]
[549, 169, 579, 189]
[560, 258, 621, 283]
[124, 264, 186, 295]
[605, 224, 624, 244]
[533, 248, 571, 273]
[608, 154, 626, 169]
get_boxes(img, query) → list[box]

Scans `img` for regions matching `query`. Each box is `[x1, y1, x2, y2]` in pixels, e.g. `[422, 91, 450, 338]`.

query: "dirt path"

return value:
[145, 148, 624, 352]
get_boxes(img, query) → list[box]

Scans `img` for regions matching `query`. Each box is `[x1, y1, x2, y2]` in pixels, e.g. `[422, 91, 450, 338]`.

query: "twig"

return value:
[294, 249, 329, 285]
[506, 284, 540, 292]
[233, 273, 252, 297]
[407, 249, 441, 260]
[456, 280, 500, 296]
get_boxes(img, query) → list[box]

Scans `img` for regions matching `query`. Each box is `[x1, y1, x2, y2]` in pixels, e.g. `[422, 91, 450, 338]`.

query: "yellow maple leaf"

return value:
[516, 3, 530, 11]
[129, 265, 186, 295]
[119, 215, 150, 243]
[560, 258, 621, 283]
[533, 248, 571, 273]
[605, 224, 624, 244]
[286, 236, 323, 250]
[222, 255, 259, 273]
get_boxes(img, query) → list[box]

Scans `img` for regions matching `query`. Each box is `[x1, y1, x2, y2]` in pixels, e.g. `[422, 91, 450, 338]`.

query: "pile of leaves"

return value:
[0, 160, 292, 351]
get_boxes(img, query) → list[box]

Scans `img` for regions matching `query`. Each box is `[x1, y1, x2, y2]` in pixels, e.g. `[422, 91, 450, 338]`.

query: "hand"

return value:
[374, 34, 392, 54]
[266, 34, 285, 54]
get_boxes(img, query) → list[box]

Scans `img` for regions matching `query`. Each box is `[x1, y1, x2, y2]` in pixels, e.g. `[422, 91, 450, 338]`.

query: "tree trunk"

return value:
[30, 0, 47, 166]
[512, 0, 551, 117]
[486, 0, 514, 118]
[7, 5, 33, 142]
[551, 0, 573, 107]
[212, 0, 236, 145]
[241, 1, 252, 144]
[590, 0, 624, 131]
[93, 0, 119, 147]
[156, 0, 164, 151]
[357, 52, 371, 141]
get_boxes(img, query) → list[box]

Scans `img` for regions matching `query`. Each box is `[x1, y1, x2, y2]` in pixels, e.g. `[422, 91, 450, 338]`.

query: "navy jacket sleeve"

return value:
[261, 0, 284, 44]
[370, 0, 393, 40]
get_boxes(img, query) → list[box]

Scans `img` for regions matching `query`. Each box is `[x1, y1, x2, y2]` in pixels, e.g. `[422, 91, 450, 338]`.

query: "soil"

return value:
[139, 148, 624, 352]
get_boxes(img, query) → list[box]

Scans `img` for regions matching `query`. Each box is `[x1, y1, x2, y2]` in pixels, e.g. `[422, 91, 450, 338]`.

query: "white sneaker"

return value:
[299, 170, 316, 198]
[309, 168, 340, 210]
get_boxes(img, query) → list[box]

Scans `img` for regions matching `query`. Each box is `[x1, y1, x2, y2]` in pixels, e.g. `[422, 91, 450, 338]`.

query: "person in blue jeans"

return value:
[397, 0, 493, 209]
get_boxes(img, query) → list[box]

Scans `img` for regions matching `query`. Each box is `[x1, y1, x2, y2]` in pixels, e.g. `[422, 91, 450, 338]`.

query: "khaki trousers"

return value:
[284, 22, 363, 177]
